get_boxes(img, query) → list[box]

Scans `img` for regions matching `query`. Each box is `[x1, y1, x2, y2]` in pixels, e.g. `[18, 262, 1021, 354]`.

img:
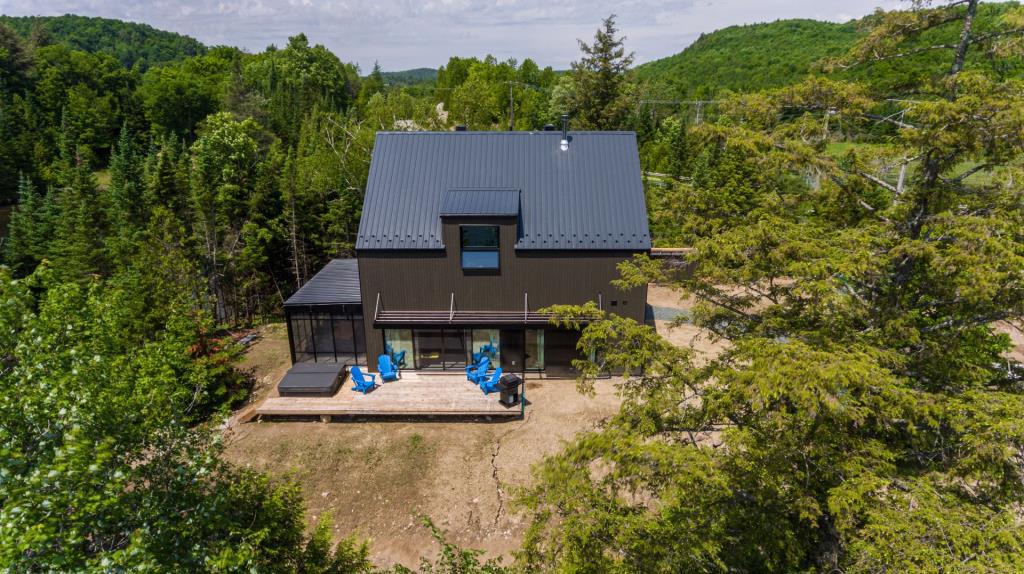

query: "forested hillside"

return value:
[635, 19, 859, 96]
[0, 14, 206, 69]
[1, 1, 1022, 571]
[636, 2, 1023, 97]
[380, 67, 438, 86]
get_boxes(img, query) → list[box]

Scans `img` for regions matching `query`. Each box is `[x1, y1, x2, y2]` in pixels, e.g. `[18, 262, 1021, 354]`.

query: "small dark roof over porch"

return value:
[439, 189, 520, 217]
[284, 259, 361, 307]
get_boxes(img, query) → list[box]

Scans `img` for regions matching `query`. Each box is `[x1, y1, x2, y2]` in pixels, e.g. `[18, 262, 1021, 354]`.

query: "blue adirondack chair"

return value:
[377, 354, 399, 382]
[480, 368, 504, 394]
[385, 343, 407, 368]
[472, 342, 498, 363]
[465, 357, 490, 383]
[350, 367, 377, 394]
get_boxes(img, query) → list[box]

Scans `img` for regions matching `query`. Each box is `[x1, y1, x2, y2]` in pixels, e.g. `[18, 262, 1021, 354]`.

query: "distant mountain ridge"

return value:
[379, 68, 437, 86]
[635, 19, 858, 96]
[635, 2, 1022, 97]
[0, 14, 206, 70]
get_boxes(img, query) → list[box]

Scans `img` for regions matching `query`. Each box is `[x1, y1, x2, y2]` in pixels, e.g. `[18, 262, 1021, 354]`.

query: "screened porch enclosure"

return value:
[282, 259, 364, 366]
[286, 304, 366, 365]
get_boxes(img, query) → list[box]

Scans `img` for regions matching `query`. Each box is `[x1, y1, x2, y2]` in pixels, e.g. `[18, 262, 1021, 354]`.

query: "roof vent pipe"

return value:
[560, 114, 569, 151]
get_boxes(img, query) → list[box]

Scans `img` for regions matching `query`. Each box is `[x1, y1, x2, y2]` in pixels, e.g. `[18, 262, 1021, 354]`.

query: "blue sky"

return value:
[0, 0, 904, 71]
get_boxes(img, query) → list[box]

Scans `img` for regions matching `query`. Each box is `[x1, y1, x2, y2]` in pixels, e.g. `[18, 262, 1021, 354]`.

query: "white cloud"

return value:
[0, 0, 909, 70]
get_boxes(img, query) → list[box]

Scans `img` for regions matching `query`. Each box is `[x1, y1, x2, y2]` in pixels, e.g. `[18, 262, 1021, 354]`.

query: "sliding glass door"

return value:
[413, 329, 469, 370]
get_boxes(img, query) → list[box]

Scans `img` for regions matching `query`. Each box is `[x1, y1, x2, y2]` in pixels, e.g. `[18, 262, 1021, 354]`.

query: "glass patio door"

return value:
[414, 329, 469, 370]
[525, 329, 545, 370]
[415, 329, 445, 369]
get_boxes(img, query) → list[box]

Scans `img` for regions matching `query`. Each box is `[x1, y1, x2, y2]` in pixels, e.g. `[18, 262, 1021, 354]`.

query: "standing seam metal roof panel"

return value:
[356, 131, 651, 251]
[440, 189, 521, 216]
[283, 259, 361, 306]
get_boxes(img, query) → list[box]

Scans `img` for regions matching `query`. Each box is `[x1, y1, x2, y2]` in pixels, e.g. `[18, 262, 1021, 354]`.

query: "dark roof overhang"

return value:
[283, 259, 361, 307]
[439, 189, 520, 217]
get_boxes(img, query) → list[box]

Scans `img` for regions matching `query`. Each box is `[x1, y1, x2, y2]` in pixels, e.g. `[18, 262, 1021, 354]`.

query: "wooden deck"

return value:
[249, 371, 524, 420]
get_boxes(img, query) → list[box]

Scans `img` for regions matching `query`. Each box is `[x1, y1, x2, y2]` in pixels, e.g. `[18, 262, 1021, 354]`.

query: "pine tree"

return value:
[51, 147, 107, 279]
[356, 61, 385, 110]
[522, 3, 1024, 571]
[3, 174, 49, 274]
[569, 15, 635, 130]
[105, 124, 145, 266]
[144, 137, 184, 219]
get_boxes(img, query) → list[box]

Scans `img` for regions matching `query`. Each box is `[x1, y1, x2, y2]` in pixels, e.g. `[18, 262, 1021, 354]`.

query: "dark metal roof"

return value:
[440, 189, 520, 217]
[357, 131, 651, 251]
[284, 259, 361, 306]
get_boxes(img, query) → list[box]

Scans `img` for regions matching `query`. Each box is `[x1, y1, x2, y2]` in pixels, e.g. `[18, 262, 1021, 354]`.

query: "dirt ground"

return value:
[648, 283, 731, 363]
[223, 285, 1021, 569]
[223, 284, 710, 568]
[223, 371, 622, 567]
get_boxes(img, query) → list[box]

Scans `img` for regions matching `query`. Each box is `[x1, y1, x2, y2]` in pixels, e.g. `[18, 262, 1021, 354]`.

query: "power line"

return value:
[637, 99, 723, 125]
[506, 81, 544, 131]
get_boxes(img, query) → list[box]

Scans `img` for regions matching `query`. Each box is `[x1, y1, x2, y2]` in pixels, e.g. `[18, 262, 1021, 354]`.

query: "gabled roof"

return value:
[356, 131, 651, 251]
[284, 259, 361, 306]
[440, 189, 520, 217]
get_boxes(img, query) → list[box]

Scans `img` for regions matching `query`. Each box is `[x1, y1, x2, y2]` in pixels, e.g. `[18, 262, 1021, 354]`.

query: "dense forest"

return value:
[0, 14, 206, 70]
[1, 0, 1023, 571]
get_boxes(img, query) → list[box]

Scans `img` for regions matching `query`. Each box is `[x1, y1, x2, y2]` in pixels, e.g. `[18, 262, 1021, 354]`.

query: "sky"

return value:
[0, 0, 906, 72]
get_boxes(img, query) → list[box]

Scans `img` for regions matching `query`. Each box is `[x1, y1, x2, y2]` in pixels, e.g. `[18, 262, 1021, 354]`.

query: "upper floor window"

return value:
[461, 225, 499, 270]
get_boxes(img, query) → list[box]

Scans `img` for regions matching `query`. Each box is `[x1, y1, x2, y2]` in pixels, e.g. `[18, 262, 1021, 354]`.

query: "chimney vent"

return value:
[455, 125, 467, 132]
[559, 114, 570, 151]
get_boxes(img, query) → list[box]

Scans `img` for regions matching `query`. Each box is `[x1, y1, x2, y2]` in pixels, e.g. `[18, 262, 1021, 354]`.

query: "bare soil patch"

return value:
[995, 321, 1024, 362]
[223, 376, 621, 568]
[225, 287, 1022, 569]
[220, 285, 716, 568]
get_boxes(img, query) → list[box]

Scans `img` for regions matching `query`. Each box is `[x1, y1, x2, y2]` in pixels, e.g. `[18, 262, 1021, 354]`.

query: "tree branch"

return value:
[942, 163, 990, 185]
[856, 170, 899, 194]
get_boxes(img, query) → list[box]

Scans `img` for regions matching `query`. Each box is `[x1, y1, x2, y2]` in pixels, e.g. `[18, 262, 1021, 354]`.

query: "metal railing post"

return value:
[520, 372, 526, 419]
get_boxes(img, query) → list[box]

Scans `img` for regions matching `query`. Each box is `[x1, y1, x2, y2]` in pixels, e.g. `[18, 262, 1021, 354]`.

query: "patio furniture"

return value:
[350, 367, 377, 394]
[465, 357, 490, 384]
[385, 343, 407, 368]
[497, 373, 523, 407]
[480, 368, 504, 394]
[472, 342, 498, 363]
[377, 354, 399, 382]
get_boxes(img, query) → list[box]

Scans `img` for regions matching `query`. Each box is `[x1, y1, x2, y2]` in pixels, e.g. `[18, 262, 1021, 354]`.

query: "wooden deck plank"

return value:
[254, 371, 523, 418]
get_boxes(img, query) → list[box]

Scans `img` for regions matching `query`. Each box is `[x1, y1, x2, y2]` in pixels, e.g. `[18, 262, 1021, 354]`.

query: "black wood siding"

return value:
[358, 217, 648, 366]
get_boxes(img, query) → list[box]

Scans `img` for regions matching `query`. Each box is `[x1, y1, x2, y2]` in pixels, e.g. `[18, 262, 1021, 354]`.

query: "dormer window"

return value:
[461, 225, 499, 270]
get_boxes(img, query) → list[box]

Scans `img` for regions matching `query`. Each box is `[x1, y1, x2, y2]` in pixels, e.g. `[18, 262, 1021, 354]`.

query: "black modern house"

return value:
[283, 126, 650, 375]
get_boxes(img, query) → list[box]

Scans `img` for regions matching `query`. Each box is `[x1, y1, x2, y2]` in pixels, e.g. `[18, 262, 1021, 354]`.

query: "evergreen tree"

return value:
[3, 174, 50, 274]
[105, 124, 146, 266]
[357, 61, 386, 109]
[569, 15, 635, 130]
[51, 147, 107, 278]
[521, 2, 1024, 571]
[143, 136, 188, 221]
